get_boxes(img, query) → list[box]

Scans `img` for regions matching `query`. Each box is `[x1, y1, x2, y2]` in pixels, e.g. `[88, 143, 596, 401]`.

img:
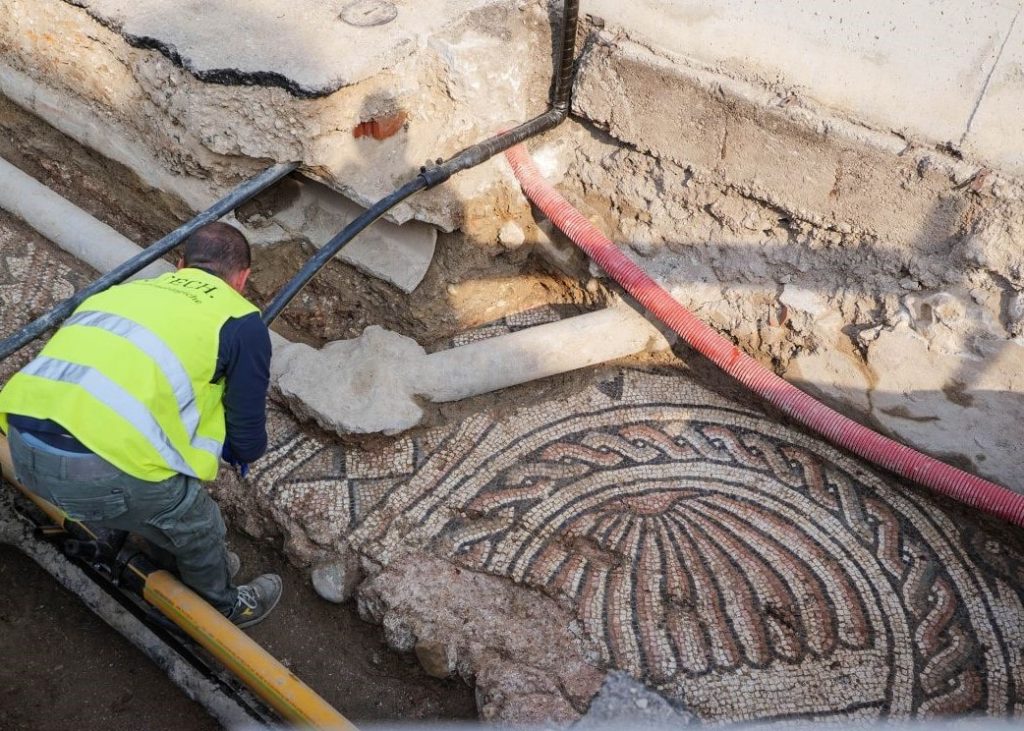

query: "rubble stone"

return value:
[310, 552, 363, 604]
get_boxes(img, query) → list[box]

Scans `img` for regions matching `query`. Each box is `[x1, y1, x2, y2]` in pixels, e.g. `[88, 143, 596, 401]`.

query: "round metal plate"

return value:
[339, 0, 398, 27]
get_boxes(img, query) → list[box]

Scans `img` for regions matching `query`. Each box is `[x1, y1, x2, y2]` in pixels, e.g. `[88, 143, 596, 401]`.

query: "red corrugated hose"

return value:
[506, 143, 1024, 527]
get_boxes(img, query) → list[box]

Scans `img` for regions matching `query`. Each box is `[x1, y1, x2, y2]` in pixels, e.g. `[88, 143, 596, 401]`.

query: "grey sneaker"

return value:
[227, 551, 241, 580]
[228, 574, 283, 629]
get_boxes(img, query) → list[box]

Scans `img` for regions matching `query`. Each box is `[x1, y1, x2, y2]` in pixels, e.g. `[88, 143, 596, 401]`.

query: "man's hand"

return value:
[221, 444, 250, 480]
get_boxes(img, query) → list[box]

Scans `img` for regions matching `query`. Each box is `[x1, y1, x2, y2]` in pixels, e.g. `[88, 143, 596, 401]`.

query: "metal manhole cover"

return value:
[340, 0, 398, 27]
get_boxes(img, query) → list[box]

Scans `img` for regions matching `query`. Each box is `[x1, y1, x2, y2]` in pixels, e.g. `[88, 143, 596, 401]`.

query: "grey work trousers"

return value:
[8, 426, 237, 613]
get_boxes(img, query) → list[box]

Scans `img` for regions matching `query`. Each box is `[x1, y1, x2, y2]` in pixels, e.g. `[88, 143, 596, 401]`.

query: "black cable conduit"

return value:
[0, 0, 579, 347]
[261, 0, 580, 324]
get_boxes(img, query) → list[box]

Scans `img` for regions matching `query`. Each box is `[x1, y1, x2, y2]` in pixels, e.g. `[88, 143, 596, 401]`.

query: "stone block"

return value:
[575, 671, 695, 729]
[310, 552, 363, 604]
[414, 640, 455, 679]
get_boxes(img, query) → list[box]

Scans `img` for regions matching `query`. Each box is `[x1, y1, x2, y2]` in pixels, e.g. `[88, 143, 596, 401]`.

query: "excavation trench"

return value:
[0, 90, 645, 726]
[0, 100, 490, 727]
[2, 9, 1024, 722]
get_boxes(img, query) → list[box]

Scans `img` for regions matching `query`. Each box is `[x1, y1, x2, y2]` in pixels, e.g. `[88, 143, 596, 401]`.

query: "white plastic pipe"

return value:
[416, 305, 669, 402]
[0, 156, 171, 280]
[0, 156, 290, 352]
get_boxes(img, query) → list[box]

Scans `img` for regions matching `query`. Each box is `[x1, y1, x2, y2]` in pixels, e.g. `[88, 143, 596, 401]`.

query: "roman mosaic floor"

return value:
[2, 226, 1023, 724]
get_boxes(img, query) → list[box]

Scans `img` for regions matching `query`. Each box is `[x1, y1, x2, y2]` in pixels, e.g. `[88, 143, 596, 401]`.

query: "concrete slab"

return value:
[963, 9, 1024, 172]
[68, 0, 503, 96]
[585, 0, 1023, 172]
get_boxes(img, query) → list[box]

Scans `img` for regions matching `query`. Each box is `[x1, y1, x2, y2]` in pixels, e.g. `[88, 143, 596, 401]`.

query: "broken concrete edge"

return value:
[63, 0, 529, 99]
[0, 0, 557, 233]
[68, 0, 331, 99]
[0, 491, 254, 728]
[571, 30, 1019, 210]
[0, 61, 439, 294]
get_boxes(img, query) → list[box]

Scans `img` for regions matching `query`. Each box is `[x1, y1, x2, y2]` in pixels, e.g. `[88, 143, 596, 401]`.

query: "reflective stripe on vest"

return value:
[22, 356, 199, 478]
[64, 310, 222, 457]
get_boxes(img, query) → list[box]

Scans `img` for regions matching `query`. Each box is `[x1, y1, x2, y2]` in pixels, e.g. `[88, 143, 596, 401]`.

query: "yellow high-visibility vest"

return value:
[0, 268, 259, 482]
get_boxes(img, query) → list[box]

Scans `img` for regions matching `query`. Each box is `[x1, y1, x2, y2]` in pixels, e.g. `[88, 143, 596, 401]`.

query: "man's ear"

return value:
[230, 268, 251, 294]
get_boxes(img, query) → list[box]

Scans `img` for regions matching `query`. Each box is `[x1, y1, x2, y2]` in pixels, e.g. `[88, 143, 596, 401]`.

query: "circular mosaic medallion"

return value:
[345, 370, 1023, 722]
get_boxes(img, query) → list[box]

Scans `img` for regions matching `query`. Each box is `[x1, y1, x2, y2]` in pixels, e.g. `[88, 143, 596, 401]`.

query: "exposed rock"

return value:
[498, 220, 526, 249]
[272, 326, 427, 436]
[310, 551, 363, 604]
[357, 555, 605, 725]
[414, 640, 455, 679]
[961, 201, 1024, 288]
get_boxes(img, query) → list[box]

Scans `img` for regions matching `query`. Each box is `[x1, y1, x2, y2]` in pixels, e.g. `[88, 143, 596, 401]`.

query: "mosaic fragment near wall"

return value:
[251, 364, 1024, 723]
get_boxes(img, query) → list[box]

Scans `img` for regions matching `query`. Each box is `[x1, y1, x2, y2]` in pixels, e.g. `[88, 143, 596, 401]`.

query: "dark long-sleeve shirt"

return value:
[213, 312, 271, 463]
[9, 311, 271, 465]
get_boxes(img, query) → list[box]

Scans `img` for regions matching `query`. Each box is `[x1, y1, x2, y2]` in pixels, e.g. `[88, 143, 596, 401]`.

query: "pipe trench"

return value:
[0, 433, 355, 729]
[262, 0, 581, 324]
[0, 1, 583, 724]
[505, 143, 1024, 527]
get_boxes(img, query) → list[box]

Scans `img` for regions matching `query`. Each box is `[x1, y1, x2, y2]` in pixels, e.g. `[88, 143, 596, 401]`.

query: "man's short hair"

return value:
[182, 222, 251, 279]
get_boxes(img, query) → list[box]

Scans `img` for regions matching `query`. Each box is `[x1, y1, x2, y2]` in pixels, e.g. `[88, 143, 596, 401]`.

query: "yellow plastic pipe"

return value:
[144, 571, 356, 729]
[0, 433, 355, 729]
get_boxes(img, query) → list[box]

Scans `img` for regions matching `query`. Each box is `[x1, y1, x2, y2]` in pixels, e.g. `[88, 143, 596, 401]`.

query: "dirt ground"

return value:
[231, 527, 478, 723]
[0, 544, 218, 731]
[0, 526, 477, 729]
